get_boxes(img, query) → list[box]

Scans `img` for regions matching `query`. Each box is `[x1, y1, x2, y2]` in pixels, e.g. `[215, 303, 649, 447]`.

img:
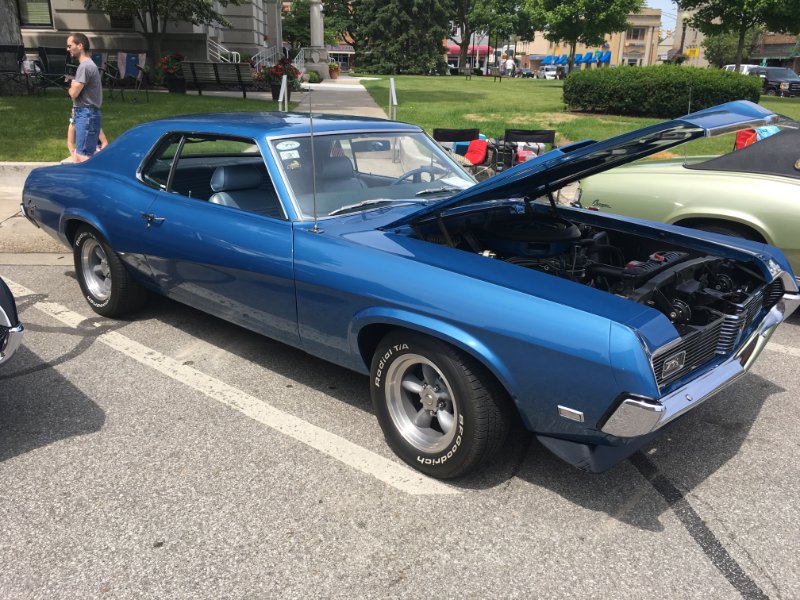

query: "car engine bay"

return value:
[413, 206, 784, 341]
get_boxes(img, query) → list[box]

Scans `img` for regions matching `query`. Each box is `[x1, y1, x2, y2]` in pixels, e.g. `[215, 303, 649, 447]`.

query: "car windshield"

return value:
[270, 132, 475, 219]
[767, 67, 799, 78]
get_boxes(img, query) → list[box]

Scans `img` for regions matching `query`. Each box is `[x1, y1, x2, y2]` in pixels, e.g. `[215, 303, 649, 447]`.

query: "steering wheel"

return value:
[391, 166, 445, 185]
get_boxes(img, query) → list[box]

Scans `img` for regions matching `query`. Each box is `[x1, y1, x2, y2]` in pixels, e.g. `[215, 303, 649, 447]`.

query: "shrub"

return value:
[562, 65, 762, 118]
[307, 70, 321, 84]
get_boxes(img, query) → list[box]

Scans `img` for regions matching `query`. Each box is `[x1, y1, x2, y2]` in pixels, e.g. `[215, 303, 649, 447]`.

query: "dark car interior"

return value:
[141, 134, 285, 219]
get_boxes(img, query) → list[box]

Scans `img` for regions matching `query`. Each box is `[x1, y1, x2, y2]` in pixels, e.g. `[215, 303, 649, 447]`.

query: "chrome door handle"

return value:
[141, 212, 165, 228]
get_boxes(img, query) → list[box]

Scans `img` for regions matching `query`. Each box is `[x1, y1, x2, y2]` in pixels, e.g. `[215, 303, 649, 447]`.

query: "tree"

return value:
[527, 0, 645, 70]
[359, 0, 452, 74]
[701, 27, 762, 68]
[324, 0, 380, 62]
[450, 1, 540, 71]
[283, 0, 340, 51]
[0, 0, 27, 95]
[82, 0, 242, 67]
[679, 0, 800, 71]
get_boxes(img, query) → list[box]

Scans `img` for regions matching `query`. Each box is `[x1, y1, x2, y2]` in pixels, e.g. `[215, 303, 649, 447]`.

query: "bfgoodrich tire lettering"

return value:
[73, 226, 148, 317]
[371, 331, 512, 479]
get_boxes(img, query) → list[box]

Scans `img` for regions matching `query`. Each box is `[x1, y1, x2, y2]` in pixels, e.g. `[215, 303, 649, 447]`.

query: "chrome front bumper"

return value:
[0, 323, 24, 366]
[601, 284, 800, 439]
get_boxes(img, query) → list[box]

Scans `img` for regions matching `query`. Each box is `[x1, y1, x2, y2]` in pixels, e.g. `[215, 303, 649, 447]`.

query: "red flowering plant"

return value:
[155, 52, 184, 83]
[255, 57, 301, 87]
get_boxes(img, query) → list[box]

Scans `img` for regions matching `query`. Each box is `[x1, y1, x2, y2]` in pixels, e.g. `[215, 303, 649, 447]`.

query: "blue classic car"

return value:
[21, 101, 799, 478]
[0, 275, 23, 367]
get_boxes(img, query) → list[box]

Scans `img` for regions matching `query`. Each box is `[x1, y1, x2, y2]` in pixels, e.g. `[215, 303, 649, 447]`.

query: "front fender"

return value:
[349, 306, 515, 395]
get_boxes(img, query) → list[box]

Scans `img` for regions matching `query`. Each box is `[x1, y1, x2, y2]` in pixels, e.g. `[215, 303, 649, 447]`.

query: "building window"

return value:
[627, 27, 646, 41]
[18, 0, 53, 27]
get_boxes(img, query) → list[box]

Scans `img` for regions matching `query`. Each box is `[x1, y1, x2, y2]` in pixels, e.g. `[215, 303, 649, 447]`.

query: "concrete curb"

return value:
[0, 162, 58, 186]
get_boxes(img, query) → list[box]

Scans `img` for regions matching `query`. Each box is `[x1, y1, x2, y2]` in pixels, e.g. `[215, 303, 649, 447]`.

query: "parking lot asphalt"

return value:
[2, 82, 800, 599]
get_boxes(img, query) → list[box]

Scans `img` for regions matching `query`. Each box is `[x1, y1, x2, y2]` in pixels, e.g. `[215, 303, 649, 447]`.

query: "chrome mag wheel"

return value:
[384, 353, 458, 454]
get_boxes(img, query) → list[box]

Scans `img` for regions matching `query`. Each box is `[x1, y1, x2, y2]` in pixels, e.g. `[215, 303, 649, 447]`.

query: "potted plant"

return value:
[256, 58, 301, 101]
[156, 52, 185, 93]
[328, 62, 340, 80]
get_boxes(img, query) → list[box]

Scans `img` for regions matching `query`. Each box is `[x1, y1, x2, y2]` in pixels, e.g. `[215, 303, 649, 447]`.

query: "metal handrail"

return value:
[208, 39, 241, 63]
[293, 48, 306, 73]
[252, 45, 279, 70]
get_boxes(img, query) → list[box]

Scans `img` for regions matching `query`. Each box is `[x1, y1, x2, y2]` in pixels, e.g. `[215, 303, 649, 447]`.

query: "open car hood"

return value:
[389, 101, 779, 227]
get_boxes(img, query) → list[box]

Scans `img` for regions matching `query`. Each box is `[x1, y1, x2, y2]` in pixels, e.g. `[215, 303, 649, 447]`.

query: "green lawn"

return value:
[2, 78, 798, 161]
[0, 91, 279, 162]
[361, 75, 800, 156]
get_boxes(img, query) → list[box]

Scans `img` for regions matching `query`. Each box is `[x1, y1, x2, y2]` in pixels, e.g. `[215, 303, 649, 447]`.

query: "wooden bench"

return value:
[179, 61, 254, 99]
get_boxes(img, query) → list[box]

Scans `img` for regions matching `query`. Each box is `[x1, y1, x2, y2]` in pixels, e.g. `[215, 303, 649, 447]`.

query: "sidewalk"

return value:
[0, 77, 388, 260]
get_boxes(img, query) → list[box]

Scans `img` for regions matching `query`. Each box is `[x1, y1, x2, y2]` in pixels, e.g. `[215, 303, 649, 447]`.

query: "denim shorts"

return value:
[73, 106, 102, 158]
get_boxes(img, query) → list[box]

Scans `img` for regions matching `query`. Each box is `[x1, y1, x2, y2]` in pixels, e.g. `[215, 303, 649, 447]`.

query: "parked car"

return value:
[0, 275, 23, 367]
[750, 66, 800, 97]
[515, 68, 533, 78]
[577, 125, 800, 282]
[723, 64, 760, 75]
[21, 103, 799, 478]
[535, 65, 558, 79]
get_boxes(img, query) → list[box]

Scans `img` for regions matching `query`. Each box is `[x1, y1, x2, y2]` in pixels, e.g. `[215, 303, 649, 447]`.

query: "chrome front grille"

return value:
[651, 277, 784, 390]
[716, 288, 764, 354]
[764, 278, 785, 308]
[652, 318, 724, 387]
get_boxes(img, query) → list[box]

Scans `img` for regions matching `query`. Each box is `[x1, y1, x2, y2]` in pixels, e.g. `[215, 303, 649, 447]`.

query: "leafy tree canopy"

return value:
[701, 27, 763, 68]
[83, 0, 241, 67]
[680, 0, 800, 69]
[359, 0, 452, 74]
[283, 0, 339, 49]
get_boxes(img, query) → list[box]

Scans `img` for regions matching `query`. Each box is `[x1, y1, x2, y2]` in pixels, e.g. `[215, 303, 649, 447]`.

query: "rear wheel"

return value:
[371, 331, 512, 479]
[73, 226, 148, 317]
[766, 88, 777, 96]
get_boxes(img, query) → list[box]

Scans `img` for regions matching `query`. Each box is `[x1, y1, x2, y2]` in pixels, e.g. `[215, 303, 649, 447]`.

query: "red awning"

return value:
[446, 44, 494, 55]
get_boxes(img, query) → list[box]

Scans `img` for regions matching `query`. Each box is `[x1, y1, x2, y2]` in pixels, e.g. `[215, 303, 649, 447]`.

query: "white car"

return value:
[723, 64, 760, 75]
[535, 65, 558, 79]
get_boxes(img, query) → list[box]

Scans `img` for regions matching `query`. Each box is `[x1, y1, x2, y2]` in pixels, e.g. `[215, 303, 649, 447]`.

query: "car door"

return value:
[138, 133, 299, 346]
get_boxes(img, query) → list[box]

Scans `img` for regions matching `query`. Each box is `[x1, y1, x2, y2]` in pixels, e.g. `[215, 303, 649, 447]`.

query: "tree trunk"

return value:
[0, 0, 28, 96]
[569, 40, 577, 72]
[734, 24, 747, 71]
[458, 32, 472, 71]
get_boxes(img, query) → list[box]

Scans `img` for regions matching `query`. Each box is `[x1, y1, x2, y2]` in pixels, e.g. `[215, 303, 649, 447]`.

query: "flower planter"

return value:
[270, 83, 291, 101]
[328, 70, 339, 80]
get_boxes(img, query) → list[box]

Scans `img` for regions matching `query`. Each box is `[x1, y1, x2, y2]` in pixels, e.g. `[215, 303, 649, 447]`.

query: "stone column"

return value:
[265, 0, 283, 55]
[305, 0, 330, 79]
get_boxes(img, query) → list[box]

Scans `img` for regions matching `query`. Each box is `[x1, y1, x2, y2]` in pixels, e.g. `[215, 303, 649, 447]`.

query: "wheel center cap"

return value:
[420, 386, 438, 411]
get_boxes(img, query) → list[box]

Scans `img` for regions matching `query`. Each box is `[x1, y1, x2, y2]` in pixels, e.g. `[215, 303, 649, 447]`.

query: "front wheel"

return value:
[73, 226, 148, 317]
[371, 331, 512, 479]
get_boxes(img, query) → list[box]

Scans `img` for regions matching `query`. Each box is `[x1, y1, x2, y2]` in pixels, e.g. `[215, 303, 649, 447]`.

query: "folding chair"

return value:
[463, 139, 496, 181]
[116, 52, 149, 103]
[34, 46, 73, 93]
[501, 129, 557, 169]
[432, 128, 480, 154]
[0, 45, 31, 94]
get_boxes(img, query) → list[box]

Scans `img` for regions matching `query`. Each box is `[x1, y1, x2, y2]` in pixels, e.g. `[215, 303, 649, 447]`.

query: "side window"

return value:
[143, 133, 284, 219]
[141, 134, 181, 189]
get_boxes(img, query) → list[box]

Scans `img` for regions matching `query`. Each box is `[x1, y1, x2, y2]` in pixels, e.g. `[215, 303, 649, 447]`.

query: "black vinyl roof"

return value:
[687, 127, 800, 180]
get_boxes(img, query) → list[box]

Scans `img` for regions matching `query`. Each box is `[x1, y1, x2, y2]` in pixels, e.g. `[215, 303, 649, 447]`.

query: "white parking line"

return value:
[6, 279, 458, 496]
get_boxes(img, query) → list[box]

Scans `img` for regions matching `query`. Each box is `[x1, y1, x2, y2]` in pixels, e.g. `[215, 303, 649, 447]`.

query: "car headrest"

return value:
[319, 156, 356, 180]
[211, 165, 263, 192]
